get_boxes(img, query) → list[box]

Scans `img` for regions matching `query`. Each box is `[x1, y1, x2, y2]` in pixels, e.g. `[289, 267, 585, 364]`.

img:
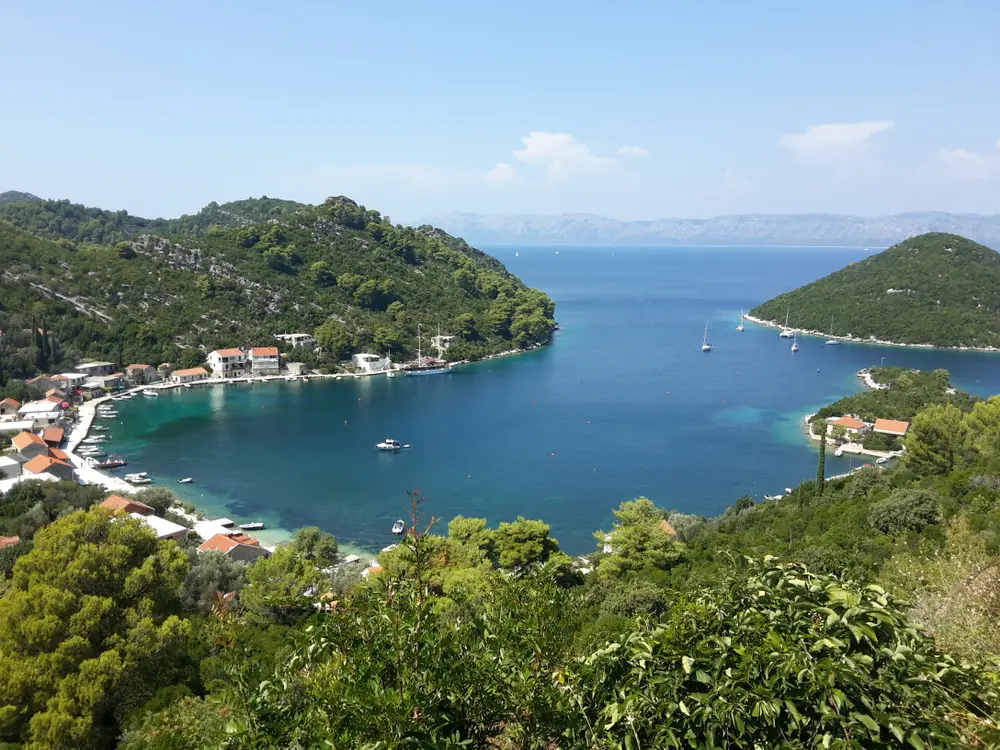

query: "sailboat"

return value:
[779, 307, 794, 338]
[791, 332, 800, 352]
[701, 323, 712, 352]
[824, 316, 840, 345]
[736, 308, 744, 332]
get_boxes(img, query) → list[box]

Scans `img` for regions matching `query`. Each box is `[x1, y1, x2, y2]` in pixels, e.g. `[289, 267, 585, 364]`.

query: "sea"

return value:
[102, 246, 1000, 556]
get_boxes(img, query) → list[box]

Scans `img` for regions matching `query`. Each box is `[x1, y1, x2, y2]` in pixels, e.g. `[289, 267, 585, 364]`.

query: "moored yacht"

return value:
[376, 438, 403, 451]
[701, 322, 712, 352]
[779, 308, 794, 338]
[736, 307, 744, 332]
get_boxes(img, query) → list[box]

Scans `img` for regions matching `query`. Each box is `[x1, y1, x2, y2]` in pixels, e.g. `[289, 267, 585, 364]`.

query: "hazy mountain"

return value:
[0, 190, 41, 206]
[426, 211, 1000, 248]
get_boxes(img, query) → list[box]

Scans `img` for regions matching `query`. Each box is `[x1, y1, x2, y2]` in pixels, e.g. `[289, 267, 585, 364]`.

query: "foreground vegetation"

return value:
[3, 392, 1000, 746]
[751, 232, 1000, 348]
[0, 194, 556, 383]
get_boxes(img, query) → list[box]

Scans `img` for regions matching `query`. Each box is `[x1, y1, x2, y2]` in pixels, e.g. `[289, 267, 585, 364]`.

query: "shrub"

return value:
[869, 489, 942, 535]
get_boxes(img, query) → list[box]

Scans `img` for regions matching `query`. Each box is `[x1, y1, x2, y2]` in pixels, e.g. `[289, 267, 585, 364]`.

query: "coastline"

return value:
[63, 343, 547, 545]
[743, 314, 1000, 353]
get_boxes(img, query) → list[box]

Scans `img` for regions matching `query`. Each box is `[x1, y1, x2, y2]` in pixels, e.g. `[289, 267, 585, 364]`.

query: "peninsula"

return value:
[0, 192, 556, 374]
[749, 232, 1000, 349]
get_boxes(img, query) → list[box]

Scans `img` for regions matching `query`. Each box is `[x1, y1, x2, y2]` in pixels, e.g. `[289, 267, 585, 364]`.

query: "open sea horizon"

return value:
[100, 245, 1000, 556]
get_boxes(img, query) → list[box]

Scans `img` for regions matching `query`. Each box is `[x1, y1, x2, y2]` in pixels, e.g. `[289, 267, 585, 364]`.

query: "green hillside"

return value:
[750, 232, 1000, 347]
[0, 195, 555, 377]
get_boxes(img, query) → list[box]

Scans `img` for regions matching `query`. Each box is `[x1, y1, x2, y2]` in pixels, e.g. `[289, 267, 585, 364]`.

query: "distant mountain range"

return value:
[425, 211, 1000, 248]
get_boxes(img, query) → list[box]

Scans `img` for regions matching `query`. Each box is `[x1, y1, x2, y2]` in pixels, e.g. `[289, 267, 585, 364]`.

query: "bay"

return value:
[102, 246, 1000, 555]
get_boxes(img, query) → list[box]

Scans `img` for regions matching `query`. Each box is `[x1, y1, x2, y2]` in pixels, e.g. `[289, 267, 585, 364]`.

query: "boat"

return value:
[183, 383, 192, 389]
[404, 324, 451, 374]
[403, 444, 411, 449]
[779, 307, 794, 338]
[128, 477, 153, 485]
[824, 316, 840, 345]
[79, 449, 107, 457]
[92, 455, 127, 468]
[875, 457, 888, 465]
[791, 333, 800, 353]
[82, 436, 107, 444]
[142, 389, 158, 397]
[125, 472, 149, 480]
[92, 425, 108, 432]
[736, 307, 744, 332]
[239, 521, 265, 531]
[376, 438, 403, 451]
[515, 251, 519, 257]
[178, 477, 194, 484]
[701, 322, 712, 352]
[834, 448, 844, 457]
[391, 519, 406, 534]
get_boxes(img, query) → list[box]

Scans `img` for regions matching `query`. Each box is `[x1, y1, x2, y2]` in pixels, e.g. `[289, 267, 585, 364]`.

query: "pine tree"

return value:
[816, 424, 827, 495]
[40, 323, 51, 371]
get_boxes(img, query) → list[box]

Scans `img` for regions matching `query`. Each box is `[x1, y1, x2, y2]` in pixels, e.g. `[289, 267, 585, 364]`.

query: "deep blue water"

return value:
[103, 246, 1000, 555]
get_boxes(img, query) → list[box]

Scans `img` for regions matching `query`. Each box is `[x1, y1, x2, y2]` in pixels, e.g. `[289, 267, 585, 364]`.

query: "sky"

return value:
[2, 1, 1000, 221]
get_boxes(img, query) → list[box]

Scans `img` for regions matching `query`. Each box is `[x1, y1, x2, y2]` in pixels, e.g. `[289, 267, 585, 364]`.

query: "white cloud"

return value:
[484, 162, 516, 184]
[513, 132, 618, 177]
[936, 148, 994, 180]
[778, 121, 894, 164]
[617, 145, 649, 158]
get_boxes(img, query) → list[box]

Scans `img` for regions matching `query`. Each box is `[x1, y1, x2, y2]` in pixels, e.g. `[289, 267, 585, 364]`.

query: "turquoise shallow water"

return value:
[101, 246, 1000, 555]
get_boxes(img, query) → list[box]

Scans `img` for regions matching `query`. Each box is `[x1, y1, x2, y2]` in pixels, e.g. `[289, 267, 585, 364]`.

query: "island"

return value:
[749, 232, 1000, 349]
[0, 193, 556, 378]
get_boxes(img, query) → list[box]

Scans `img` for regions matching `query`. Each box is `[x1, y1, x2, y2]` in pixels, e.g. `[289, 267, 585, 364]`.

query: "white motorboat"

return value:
[126, 475, 153, 485]
[92, 425, 109, 432]
[178, 477, 194, 484]
[142, 389, 158, 397]
[875, 457, 888, 464]
[183, 383, 192, 389]
[834, 448, 844, 457]
[376, 438, 403, 451]
[391, 519, 406, 535]
[125, 472, 149, 482]
[239, 521, 265, 531]
[82, 436, 107, 444]
[701, 322, 712, 352]
[736, 307, 744, 332]
[79, 448, 107, 457]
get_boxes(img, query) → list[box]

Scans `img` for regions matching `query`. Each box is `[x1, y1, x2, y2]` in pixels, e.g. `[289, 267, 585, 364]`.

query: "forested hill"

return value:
[750, 232, 1000, 348]
[0, 190, 40, 206]
[0, 194, 555, 376]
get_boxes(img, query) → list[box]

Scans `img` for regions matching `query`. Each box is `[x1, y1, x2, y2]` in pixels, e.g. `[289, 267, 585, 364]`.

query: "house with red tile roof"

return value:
[658, 519, 676, 537]
[198, 533, 269, 562]
[826, 415, 869, 436]
[0, 397, 20, 417]
[248, 346, 280, 375]
[873, 418, 910, 437]
[171, 367, 209, 384]
[0, 535, 20, 550]
[208, 348, 247, 378]
[100, 494, 155, 515]
[22, 454, 74, 481]
[11, 431, 49, 459]
[41, 426, 65, 447]
[48, 447, 70, 462]
[126, 363, 159, 385]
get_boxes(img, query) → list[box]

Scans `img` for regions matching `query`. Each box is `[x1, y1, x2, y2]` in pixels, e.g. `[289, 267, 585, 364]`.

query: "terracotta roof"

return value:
[11, 432, 46, 451]
[0, 397, 21, 409]
[48, 447, 70, 461]
[42, 426, 65, 444]
[25, 376, 49, 385]
[229, 533, 260, 546]
[100, 494, 154, 515]
[173, 367, 209, 377]
[212, 348, 245, 357]
[199, 534, 240, 553]
[23, 455, 71, 475]
[830, 416, 866, 430]
[0, 535, 20, 550]
[45, 395, 63, 404]
[659, 519, 677, 537]
[45, 389, 65, 398]
[874, 418, 910, 435]
[249, 347, 279, 356]
[126, 363, 153, 370]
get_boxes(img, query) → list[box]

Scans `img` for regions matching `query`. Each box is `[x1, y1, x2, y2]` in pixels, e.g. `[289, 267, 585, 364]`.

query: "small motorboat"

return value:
[875, 457, 888, 464]
[125, 471, 149, 480]
[178, 477, 194, 484]
[82, 437, 107, 444]
[391, 519, 406, 535]
[183, 383, 192, 389]
[128, 477, 153, 485]
[239, 521, 265, 531]
[142, 389, 159, 397]
[92, 456, 127, 468]
[376, 438, 403, 451]
[92, 425, 109, 432]
[403, 444, 411, 449]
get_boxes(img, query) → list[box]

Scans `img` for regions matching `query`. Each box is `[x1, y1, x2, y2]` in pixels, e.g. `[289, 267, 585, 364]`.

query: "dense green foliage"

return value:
[815, 366, 979, 423]
[0, 194, 556, 381]
[751, 232, 1000, 347]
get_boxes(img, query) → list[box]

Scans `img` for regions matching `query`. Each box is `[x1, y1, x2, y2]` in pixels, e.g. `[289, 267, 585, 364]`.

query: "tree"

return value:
[308, 261, 335, 287]
[0, 510, 190, 748]
[816, 427, 827, 494]
[905, 403, 974, 476]
[455, 312, 478, 341]
[372, 324, 401, 353]
[493, 517, 559, 571]
[868, 489, 942, 535]
[238, 544, 327, 623]
[181, 549, 246, 614]
[314, 319, 351, 361]
[290, 526, 338, 568]
[596, 497, 683, 577]
[452, 268, 477, 295]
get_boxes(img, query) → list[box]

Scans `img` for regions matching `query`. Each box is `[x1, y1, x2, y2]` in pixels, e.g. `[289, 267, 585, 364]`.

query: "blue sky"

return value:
[3, 1, 999, 220]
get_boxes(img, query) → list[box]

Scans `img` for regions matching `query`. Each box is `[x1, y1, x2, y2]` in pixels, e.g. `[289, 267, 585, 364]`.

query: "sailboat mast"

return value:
[417, 324, 422, 361]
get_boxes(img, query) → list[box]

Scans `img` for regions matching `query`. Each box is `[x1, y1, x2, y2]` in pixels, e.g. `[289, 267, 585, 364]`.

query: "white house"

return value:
[826, 416, 869, 437]
[274, 333, 316, 349]
[76, 361, 116, 378]
[17, 399, 64, 428]
[171, 367, 209, 384]
[207, 348, 247, 378]
[59, 373, 89, 389]
[131, 512, 188, 541]
[248, 347, 280, 375]
[351, 353, 387, 373]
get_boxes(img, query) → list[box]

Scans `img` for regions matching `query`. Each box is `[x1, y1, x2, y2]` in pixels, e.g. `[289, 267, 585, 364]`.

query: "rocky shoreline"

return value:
[743, 314, 1000, 353]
